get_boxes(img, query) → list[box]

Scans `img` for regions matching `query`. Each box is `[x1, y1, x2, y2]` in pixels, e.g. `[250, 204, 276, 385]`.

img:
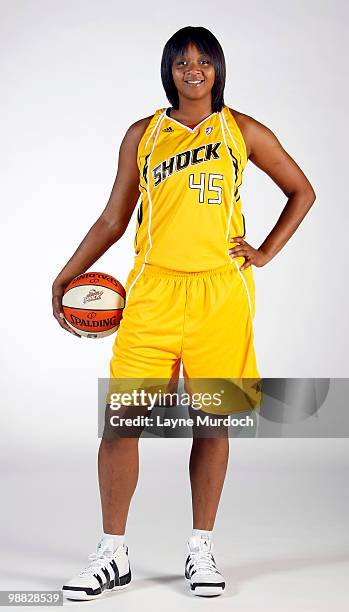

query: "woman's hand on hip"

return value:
[228, 236, 271, 270]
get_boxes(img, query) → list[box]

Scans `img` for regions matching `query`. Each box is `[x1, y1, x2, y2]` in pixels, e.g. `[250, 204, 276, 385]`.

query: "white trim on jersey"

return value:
[234, 260, 253, 319]
[221, 108, 242, 164]
[126, 110, 166, 303]
[165, 109, 218, 134]
[145, 110, 166, 149]
[218, 112, 236, 250]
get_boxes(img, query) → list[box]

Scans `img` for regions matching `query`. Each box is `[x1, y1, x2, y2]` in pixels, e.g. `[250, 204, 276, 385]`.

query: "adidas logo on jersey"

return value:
[163, 126, 174, 132]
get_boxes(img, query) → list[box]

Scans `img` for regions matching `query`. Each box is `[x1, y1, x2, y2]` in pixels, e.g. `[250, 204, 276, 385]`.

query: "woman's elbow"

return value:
[307, 185, 317, 205]
[298, 184, 316, 208]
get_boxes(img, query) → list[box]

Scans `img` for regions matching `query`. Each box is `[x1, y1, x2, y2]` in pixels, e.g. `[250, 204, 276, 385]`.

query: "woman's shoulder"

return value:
[125, 109, 165, 148]
[227, 106, 260, 127]
[226, 107, 277, 158]
[125, 114, 154, 140]
[226, 107, 254, 140]
[223, 106, 252, 160]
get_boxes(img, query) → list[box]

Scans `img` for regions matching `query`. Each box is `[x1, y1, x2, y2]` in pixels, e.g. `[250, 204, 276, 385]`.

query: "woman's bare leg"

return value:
[98, 437, 139, 534]
[189, 437, 229, 530]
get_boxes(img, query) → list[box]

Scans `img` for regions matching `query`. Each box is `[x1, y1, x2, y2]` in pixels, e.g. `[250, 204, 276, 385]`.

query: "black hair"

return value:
[160, 26, 226, 112]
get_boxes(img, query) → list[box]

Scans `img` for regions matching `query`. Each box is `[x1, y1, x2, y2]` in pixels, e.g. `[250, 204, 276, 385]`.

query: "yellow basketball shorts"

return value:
[108, 260, 260, 382]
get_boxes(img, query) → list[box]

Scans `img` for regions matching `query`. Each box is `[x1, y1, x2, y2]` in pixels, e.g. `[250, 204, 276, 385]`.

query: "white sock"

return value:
[98, 531, 125, 553]
[192, 529, 213, 541]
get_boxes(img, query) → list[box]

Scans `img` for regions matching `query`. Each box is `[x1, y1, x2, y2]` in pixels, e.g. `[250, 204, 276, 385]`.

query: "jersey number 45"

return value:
[189, 173, 224, 205]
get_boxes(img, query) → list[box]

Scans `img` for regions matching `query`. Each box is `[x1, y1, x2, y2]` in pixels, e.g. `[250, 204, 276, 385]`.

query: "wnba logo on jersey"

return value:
[152, 142, 222, 187]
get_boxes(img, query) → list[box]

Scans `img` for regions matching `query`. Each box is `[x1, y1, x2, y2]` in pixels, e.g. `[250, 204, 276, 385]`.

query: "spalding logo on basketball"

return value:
[62, 272, 126, 338]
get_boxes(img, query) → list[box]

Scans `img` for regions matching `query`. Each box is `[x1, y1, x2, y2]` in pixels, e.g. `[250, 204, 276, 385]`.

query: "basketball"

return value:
[62, 272, 126, 338]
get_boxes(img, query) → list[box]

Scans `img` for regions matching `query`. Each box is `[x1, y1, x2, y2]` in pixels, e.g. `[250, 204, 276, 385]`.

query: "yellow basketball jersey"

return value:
[133, 104, 248, 272]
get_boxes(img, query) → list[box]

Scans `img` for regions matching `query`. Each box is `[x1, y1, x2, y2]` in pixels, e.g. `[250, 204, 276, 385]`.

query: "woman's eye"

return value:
[174, 59, 210, 67]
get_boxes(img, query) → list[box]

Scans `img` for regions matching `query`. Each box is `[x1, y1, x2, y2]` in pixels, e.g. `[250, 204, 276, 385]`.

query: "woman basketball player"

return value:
[53, 26, 315, 598]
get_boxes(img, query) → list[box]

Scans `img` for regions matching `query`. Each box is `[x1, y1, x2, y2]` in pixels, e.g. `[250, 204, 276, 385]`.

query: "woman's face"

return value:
[171, 42, 215, 104]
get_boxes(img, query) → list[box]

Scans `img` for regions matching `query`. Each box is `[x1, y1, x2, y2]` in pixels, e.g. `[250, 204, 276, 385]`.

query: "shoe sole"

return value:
[62, 582, 130, 601]
[185, 576, 225, 597]
[191, 585, 225, 597]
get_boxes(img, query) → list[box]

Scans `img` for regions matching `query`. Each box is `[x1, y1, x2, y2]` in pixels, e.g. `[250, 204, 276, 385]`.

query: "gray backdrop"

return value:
[1, 1, 348, 610]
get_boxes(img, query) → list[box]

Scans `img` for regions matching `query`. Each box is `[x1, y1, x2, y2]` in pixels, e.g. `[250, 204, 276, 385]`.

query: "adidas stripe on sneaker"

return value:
[185, 536, 225, 597]
[62, 542, 131, 600]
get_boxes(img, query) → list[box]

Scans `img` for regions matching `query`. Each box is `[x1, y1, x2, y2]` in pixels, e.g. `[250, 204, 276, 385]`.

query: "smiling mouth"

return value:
[184, 80, 204, 86]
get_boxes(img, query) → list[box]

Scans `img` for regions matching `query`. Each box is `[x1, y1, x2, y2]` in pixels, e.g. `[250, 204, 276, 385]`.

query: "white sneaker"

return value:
[184, 535, 225, 596]
[62, 540, 131, 600]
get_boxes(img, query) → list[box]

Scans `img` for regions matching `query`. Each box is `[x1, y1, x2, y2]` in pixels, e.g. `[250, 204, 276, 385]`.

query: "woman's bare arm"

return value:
[229, 110, 316, 270]
[52, 116, 152, 334]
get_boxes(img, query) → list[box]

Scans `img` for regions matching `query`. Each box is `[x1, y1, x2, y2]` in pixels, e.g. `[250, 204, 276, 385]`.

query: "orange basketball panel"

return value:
[62, 306, 123, 332]
[64, 272, 126, 297]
